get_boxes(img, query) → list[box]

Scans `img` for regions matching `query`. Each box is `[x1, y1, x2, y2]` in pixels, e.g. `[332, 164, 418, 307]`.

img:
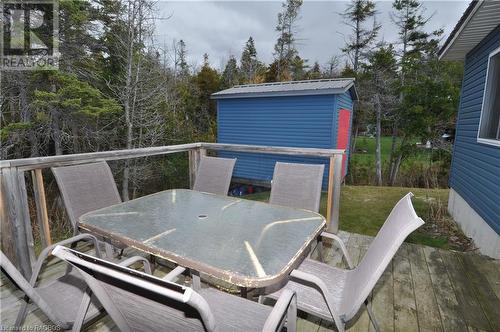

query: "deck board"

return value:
[440, 250, 492, 331]
[1, 231, 499, 332]
[422, 247, 465, 332]
[407, 244, 443, 331]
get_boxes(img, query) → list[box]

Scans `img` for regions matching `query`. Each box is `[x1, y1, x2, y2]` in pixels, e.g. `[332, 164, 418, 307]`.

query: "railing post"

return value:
[326, 154, 343, 233]
[189, 147, 206, 189]
[31, 169, 52, 248]
[199, 148, 207, 159]
[2, 167, 35, 278]
[0, 171, 17, 268]
[188, 150, 196, 189]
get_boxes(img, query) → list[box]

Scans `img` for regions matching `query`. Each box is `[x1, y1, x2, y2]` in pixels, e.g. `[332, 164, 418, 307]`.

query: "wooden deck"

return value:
[1, 231, 499, 331]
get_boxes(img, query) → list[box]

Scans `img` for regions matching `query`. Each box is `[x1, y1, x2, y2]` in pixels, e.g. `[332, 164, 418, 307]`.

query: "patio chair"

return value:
[52, 161, 122, 257]
[269, 162, 325, 212]
[269, 161, 327, 260]
[264, 193, 425, 332]
[53, 246, 298, 332]
[0, 234, 151, 331]
[193, 156, 236, 196]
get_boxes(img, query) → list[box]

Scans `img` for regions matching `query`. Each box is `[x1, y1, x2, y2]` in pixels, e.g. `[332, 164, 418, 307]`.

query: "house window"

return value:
[478, 47, 500, 145]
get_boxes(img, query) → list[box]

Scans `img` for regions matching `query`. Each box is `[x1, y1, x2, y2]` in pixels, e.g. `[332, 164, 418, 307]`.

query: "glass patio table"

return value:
[78, 189, 326, 287]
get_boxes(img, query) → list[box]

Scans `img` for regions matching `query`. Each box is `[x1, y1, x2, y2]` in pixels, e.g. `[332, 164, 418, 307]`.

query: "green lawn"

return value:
[245, 185, 453, 249]
[352, 136, 427, 164]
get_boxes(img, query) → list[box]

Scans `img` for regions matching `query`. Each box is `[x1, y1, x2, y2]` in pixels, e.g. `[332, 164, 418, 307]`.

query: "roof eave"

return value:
[211, 86, 357, 100]
[438, 0, 483, 61]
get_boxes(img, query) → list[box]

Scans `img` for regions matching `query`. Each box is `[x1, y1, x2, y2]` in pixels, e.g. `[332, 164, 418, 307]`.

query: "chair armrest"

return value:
[29, 234, 102, 285]
[162, 266, 186, 282]
[290, 269, 345, 332]
[118, 256, 152, 274]
[262, 289, 297, 332]
[319, 231, 354, 269]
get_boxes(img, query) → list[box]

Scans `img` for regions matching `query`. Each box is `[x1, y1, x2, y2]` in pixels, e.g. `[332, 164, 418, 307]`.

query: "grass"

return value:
[245, 185, 453, 249]
[352, 136, 427, 164]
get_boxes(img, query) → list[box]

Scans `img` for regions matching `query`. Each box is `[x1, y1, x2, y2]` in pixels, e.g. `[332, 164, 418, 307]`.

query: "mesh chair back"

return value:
[52, 246, 216, 332]
[193, 156, 236, 196]
[269, 162, 325, 212]
[340, 193, 424, 319]
[52, 162, 121, 230]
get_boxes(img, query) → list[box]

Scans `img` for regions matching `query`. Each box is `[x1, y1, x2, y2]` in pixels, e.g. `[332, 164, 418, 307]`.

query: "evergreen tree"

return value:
[290, 55, 308, 80]
[240, 37, 260, 83]
[341, 0, 381, 72]
[308, 61, 322, 79]
[388, 0, 443, 184]
[31, 71, 121, 155]
[221, 56, 239, 88]
[341, 0, 381, 168]
[273, 0, 303, 81]
[177, 39, 189, 77]
[194, 54, 221, 131]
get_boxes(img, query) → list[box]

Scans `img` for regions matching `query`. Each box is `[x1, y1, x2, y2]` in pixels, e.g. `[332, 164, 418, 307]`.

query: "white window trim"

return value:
[477, 137, 500, 147]
[477, 45, 500, 147]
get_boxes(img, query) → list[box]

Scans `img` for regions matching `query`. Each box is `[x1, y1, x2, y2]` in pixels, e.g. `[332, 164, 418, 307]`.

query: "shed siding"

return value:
[450, 24, 500, 234]
[217, 95, 339, 187]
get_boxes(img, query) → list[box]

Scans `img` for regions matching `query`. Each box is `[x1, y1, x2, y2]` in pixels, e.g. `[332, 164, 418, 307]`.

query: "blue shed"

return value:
[439, 1, 500, 258]
[211, 79, 358, 189]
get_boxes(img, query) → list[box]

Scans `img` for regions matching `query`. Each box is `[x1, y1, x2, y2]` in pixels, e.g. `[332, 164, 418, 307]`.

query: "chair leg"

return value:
[104, 243, 114, 259]
[191, 270, 201, 291]
[15, 298, 29, 327]
[308, 239, 324, 262]
[71, 289, 92, 332]
[149, 254, 157, 272]
[317, 240, 324, 263]
[365, 299, 381, 332]
[286, 294, 297, 332]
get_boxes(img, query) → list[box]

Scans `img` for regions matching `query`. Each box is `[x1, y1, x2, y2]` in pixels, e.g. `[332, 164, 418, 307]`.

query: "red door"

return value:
[336, 109, 351, 177]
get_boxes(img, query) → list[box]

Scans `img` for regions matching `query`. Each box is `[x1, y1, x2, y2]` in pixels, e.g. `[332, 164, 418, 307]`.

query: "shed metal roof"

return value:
[211, 78, 358, 100]
[439, 0, 500, 61]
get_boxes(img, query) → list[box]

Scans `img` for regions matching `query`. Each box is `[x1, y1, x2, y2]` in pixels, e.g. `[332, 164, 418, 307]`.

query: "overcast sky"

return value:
[155, 0, 470, 70]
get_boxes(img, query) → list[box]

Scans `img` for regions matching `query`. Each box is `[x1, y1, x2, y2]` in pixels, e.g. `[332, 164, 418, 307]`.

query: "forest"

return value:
[1, 0, 464, 198]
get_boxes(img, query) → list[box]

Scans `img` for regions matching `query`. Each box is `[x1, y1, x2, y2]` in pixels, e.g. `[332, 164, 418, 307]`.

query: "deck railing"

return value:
[0, 142, 344, 278]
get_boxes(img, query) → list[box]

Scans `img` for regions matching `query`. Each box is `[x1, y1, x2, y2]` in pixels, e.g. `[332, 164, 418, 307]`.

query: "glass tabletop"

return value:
[79, 189, 325, 287]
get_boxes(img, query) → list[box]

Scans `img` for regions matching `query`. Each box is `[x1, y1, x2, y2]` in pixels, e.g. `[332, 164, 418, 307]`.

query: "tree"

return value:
[98, 0, 170, 200]
[341, 0, 381, 73]
[176, 39, 189, 77]
[221, 56, 239, 89]
[290, 55, 308, 80]
[30, 72, 121, 155]
[324, 55, 341, 78]
[194, 53, 220, 132]
[388, 0, 443, 184]
[240, 37, 262, 83]
[363, 45, 398, 185]
[272, 0, 303, 81]
[308, 61, 322, 79]
[341, 0, 381, 172]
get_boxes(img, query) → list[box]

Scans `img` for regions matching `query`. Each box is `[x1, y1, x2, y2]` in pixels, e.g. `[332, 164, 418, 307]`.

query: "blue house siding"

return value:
[450, 24, 500, 234]
[217, 94, 344, 188]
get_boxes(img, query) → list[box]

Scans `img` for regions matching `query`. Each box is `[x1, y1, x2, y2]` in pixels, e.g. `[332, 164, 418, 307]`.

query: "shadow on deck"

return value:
[1, 231, 499, 331]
